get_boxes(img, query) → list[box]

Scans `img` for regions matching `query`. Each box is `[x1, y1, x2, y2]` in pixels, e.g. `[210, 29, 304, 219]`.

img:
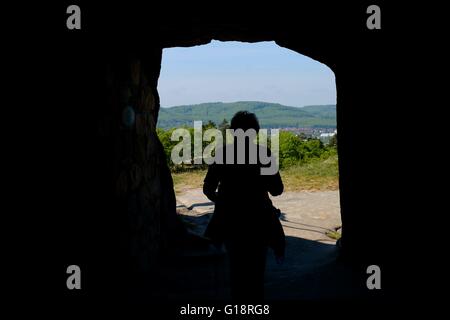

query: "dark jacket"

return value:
[203, 144, 285, 256]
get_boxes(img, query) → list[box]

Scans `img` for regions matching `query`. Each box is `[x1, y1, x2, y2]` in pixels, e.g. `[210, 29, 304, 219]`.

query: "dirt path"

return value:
[169, 189, 364, 300]
[176, 188, 341, 243]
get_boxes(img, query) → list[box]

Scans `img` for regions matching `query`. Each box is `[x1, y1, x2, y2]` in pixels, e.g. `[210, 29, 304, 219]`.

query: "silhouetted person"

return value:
[203, 111, 285, 302]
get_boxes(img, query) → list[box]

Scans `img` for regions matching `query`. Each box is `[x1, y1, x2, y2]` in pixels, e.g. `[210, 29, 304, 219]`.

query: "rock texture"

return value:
[101, 53, 183, 278]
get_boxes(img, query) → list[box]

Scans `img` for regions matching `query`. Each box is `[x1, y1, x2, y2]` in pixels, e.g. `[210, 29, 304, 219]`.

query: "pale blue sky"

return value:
[158, 40, 336, 108]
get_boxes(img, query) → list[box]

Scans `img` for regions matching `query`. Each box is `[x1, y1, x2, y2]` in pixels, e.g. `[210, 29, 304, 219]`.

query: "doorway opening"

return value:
[155, 40, 342, 300]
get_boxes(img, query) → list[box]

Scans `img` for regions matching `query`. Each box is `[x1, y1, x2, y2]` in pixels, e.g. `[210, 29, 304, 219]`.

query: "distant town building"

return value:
[280, 127, 337, 140]
[319, 131, 337, 138]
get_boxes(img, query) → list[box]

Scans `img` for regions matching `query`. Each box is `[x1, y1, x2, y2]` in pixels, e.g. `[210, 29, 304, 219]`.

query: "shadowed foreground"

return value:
[127, 190, 370, 303]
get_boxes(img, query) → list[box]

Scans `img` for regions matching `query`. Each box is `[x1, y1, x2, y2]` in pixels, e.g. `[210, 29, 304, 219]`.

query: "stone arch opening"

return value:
[103, 34, 346, 259]
[156, 40, 340, 247]
[151, 40, 341, 300]
[97, 12, 383, 299]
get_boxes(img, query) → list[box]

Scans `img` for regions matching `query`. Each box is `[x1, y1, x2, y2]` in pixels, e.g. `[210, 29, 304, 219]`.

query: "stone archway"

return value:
[101, 32, 346, 279]
[19, 0, 409, 306]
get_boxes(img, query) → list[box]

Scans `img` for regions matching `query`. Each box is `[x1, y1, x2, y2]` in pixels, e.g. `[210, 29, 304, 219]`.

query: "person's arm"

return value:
[267, 171, 284, 196]
[203, 164, 220, 202]
[262, 146, 284, 196]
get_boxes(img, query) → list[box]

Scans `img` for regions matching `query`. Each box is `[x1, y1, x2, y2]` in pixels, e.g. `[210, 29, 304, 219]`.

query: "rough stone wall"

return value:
[101, 51, 179, 275]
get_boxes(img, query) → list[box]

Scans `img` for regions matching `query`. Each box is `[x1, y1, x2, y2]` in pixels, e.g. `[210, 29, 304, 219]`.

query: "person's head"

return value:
[230, 111, 260, 132]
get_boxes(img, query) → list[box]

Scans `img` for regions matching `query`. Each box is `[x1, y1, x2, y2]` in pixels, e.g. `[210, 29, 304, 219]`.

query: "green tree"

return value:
[278, 131, 303, 168]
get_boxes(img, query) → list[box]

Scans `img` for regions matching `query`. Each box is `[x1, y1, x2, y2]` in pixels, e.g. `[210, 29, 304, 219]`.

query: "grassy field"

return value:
[172, 170, 208, 194]
[280, 155, 339, 192]
[172, 155, 339, 194]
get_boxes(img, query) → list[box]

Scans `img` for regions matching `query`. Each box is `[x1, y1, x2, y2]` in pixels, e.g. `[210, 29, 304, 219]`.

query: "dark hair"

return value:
[230, 111, 260, 132]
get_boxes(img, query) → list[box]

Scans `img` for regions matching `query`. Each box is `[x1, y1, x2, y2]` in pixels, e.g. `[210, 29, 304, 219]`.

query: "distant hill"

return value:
[157, 101, 336, 129]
